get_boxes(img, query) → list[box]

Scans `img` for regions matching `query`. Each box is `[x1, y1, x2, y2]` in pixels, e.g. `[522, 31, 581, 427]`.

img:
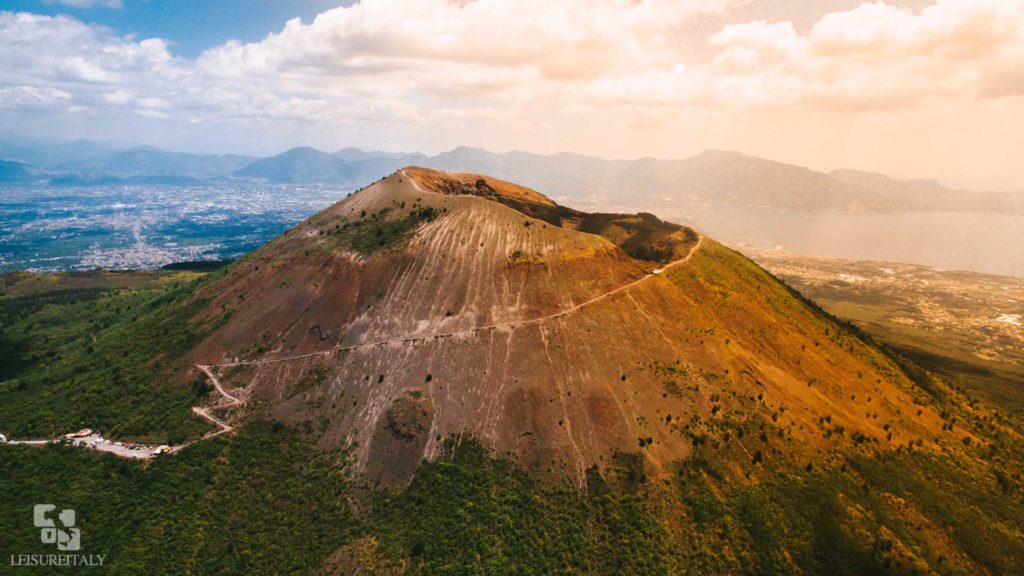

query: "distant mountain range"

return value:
[2, 133, 1021, 214]
[0, 159, 32, 183]
[425, 147, 1024, 213]
[0, 134, 254, 180]
[235, 146, 426, 184]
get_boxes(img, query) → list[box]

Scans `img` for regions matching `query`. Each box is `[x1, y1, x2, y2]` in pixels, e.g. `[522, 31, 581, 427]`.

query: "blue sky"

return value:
[1, 0, 1023, 189]
[3, 0, 351, 57]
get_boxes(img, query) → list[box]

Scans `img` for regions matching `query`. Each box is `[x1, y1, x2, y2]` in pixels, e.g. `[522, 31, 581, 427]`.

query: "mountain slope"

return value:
[0, 159, 32, 182]
[0, 136, 255, 179]
[0, 137, 113, 168]
[234, 147, 349, 182]
[76, 146, 254, 177]
[181, 168, 954, 487]
[235, 146, 425, 183]
[830, 168, 1024, 213]
[2, 168, 1022, 574]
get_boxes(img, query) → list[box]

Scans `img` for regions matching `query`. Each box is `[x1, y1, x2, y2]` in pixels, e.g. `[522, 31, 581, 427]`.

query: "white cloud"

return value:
[699, 0, 1024, 108]
[1, 1, 1024, 187]
[0, 85, 72, 111]
[5, 0, 1018, 125]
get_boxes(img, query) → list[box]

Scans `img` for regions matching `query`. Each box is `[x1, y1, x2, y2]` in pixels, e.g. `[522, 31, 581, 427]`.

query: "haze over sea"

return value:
[3, 183, 1022, 279]
[665, 204, 1024, 279]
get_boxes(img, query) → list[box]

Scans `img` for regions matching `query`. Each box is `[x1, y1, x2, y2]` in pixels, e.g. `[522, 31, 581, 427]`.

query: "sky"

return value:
[1, 0, 1022, 190]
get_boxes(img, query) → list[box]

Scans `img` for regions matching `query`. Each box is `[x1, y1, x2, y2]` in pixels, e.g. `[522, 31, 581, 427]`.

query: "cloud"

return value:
[699, 0, 1024, 108]
[197, 0, 726, 78]
[0, 0, 1023, 165]
[0, 85, 73, 112]
[0, 11, 188, 122]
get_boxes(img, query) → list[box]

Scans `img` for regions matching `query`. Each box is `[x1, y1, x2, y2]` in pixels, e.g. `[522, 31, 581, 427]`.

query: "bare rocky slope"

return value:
[181, 167, 956, 486]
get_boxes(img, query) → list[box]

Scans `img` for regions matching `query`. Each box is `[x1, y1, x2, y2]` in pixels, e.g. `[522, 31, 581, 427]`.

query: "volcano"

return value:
[182, 167, 951, 486]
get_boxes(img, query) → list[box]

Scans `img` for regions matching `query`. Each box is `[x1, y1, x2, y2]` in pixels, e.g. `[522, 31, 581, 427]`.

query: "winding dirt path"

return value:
[401, 168, 426, 193]
[197, 364, 241, 405]
[203, 233, 703, 370]
[0, 367, 244, 459]
[191, 406, 233, 437]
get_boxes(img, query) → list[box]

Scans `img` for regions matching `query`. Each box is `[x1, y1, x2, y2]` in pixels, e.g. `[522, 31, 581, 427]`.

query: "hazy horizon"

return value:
[3, 0, 1024, 190]
[6, 129, 1023, 194]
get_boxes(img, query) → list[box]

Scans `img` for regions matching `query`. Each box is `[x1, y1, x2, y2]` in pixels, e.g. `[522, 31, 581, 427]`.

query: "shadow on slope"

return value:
[404, 166, 698, 264]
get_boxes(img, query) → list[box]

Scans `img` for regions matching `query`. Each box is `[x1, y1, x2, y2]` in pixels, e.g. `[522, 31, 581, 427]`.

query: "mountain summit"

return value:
[184, 167, 950, 486]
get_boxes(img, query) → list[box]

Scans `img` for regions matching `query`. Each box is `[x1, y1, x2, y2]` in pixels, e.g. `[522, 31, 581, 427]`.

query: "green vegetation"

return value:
[328, 205, 440, 255]
[576, 212, 698, 263]
[676, 240, 949, 409]
[365, 441, 674, 575]
[0, 422, 353, 575]
[0, 273, 227, 443]
[466, 192, 699, 264]
[2, 419, 1023, 574]
[365, 438, 1024, 575]
[892, 342, 1024, 415]
[750, 254, 1024, 418]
